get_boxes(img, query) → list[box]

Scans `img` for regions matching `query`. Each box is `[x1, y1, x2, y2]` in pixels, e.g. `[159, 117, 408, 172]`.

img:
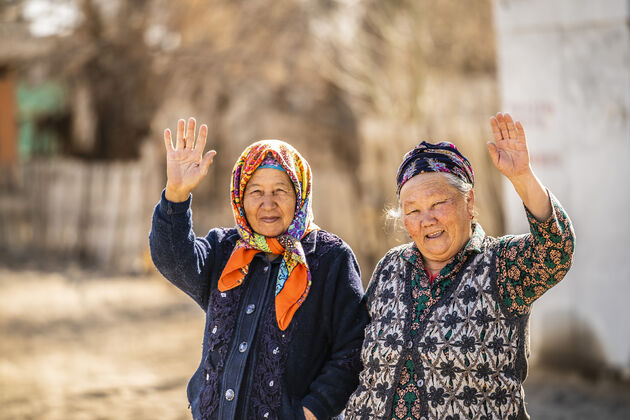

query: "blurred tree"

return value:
[307, 0, 496, 121]
[61, 0, 162, 160]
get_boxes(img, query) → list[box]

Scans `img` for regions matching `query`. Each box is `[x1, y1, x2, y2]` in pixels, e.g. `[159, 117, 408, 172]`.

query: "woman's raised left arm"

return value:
[488, 113, 576, 316]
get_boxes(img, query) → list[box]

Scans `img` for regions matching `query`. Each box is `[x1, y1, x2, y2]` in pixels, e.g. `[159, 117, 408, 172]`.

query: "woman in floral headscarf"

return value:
[344, 113, 575, 420]
[150, 118, 368, 420]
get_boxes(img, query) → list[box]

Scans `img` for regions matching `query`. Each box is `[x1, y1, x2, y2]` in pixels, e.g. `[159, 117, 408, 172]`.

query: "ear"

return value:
[466, 188, 475, 218]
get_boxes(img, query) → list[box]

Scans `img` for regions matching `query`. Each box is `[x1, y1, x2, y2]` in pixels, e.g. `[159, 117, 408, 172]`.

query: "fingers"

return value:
[489, 117, 503, 142]
[163, 129, 173, 152]
[504, 113, 518, 140]
[515, 120, 527, 143]
[184, 117, 196, 149]
[496, 113, 510, 140]
[200, 150, 217, 175]
[492, 112, 523, 142]
[195, 124, 208, 154]
[169, 117, 209, 153]
[175, 119, 185, 150]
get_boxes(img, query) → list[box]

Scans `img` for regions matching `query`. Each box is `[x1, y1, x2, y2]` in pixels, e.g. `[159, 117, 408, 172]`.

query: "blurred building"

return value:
[494, 0, 630, 374]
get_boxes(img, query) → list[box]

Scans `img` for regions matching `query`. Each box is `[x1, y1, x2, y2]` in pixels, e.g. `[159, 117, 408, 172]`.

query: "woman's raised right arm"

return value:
[149, 193, 219, 309]
[149, 117, 219, 308]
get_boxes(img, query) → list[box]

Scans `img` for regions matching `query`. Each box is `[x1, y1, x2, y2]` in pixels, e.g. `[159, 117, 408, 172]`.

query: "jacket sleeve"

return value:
[496, 191, 576, 316]
[148, 190, 218, 310]
[300, 243, 369, 419]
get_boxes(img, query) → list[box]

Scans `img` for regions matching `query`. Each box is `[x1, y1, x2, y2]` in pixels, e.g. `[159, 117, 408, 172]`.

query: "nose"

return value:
[419, 210, 437, 227]
[260, 193, 277, 209]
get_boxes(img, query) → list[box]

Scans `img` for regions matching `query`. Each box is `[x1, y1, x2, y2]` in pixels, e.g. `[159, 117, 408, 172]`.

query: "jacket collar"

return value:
[399, 223, 486, 270]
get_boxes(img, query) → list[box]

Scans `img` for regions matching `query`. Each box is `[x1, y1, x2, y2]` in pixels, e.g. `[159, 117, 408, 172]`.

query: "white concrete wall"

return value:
[493, 0, 630, 370]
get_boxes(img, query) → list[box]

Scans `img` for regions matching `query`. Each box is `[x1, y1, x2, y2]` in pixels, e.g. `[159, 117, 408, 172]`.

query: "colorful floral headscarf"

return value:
[218, 140, 318, 330]
[396, 141, 474, 194]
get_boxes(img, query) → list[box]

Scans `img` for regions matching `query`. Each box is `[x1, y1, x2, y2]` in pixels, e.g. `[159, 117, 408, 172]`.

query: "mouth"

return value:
[425, 230, 444, 240]
[260, 216, 281, 224]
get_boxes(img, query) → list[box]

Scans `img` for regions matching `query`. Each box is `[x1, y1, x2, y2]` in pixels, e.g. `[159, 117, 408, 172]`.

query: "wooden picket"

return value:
[0, 154, 162, 273]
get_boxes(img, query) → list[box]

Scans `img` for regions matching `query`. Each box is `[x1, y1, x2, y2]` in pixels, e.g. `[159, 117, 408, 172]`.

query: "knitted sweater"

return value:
[149, 191, 369, 419]
[344, 193, 575, 420]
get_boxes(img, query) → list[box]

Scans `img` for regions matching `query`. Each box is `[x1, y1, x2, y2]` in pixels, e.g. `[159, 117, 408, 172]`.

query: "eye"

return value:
[404, 209, 418, 216]
[432, 200, 446, 208]
[247, 189, 263, 197]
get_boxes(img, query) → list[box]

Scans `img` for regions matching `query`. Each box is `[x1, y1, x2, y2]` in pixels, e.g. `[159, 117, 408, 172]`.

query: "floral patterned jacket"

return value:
[345, 193, 575, 420]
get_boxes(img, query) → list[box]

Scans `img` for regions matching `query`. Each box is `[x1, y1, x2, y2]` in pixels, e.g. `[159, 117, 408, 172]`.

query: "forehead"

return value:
[247, 168, 292, 186]
[400, 173, 457, 202]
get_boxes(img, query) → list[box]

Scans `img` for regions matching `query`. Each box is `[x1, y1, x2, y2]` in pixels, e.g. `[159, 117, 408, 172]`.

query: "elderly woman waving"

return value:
[345, 113, 575, 420]
[150, 118, 368, 420]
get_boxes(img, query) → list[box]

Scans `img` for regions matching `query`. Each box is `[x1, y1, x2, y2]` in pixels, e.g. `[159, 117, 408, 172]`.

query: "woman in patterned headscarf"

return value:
[150, 118, 368, 420]
[345, 113, 575, 420]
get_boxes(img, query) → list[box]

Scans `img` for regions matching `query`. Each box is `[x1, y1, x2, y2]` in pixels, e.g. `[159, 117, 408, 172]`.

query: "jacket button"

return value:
[239, 342, 248, 353]
[263, 413, 269, 418]
[225, 389, 235, 401]
[263, 266, 269, 272]
[246, 304, 256, 314]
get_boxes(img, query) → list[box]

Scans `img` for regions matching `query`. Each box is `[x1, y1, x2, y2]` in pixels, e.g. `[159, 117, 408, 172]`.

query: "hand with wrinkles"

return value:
[163, 117, 216, 203]
[487, 112, 551, 221]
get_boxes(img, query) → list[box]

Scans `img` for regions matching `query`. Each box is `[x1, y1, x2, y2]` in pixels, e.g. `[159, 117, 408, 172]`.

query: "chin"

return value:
[256, 227, 283, 237]
[420, 246, 453, 260]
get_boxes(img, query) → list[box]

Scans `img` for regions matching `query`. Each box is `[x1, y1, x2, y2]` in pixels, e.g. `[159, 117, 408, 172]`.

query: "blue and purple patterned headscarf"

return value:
[396, 141, 474, 194]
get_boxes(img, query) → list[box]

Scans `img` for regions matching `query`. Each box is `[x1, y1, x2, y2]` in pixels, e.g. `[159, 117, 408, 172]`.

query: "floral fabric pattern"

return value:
[497, 197, 575, 315]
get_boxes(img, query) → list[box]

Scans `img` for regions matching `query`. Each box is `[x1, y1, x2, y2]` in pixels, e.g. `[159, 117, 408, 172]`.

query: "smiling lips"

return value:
[260, 216, 281, 223]
[426, 230, 444, 239]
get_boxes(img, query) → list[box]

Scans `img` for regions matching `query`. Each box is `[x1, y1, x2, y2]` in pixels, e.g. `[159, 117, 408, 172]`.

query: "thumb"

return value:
[200, 150, 217, 175]
[486, 142, 500, 167]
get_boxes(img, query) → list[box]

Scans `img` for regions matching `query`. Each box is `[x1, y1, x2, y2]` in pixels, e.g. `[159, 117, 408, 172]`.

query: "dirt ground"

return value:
[1, 268, 629, 420]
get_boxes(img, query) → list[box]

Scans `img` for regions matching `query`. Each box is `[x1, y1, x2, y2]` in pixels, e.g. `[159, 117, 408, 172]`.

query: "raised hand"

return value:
[163, 117, 216, 202]
[488, 112, 551, 221]
[487, 112, 531, 181]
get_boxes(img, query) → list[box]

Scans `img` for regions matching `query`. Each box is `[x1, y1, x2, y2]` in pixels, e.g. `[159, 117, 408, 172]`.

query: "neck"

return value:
[266, 252, 281, 261]
[423, 259, 448, 275]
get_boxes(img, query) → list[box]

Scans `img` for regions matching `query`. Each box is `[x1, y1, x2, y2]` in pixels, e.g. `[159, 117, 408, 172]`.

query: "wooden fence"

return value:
[0, 152, 162, 273]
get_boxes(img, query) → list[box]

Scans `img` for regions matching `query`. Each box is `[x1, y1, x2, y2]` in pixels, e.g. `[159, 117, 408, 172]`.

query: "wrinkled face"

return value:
[400, 173, 474, 268]
[243, 168, 297, 237]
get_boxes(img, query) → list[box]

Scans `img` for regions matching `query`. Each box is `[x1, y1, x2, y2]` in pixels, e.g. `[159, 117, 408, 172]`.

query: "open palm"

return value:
[164, 118, 216, 201]
[487, 113, 531, 180]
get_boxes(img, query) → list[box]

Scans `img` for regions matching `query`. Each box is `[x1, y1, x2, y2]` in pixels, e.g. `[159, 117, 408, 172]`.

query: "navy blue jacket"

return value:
[149, 192, 368, 419]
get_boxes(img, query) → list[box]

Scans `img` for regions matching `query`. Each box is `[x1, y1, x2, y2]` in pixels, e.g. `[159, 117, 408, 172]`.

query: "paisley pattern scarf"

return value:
[219, 140, 318, 330]
[396, 141, 474, 194]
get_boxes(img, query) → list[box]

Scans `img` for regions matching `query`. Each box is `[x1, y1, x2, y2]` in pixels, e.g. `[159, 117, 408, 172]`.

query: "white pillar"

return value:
[493, 0, 630, 371]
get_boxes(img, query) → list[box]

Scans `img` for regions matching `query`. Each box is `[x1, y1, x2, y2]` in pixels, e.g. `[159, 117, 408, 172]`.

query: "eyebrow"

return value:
[246, 181, 292, 189]
[402, 192, 449, 206]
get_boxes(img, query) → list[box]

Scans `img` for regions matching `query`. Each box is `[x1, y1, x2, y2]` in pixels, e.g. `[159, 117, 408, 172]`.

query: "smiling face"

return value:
[243, 168, 297, 237]
[399, 172, 475, 272]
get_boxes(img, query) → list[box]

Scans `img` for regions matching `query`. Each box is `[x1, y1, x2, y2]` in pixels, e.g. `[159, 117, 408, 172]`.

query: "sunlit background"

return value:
[0, 0, 628, 419]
